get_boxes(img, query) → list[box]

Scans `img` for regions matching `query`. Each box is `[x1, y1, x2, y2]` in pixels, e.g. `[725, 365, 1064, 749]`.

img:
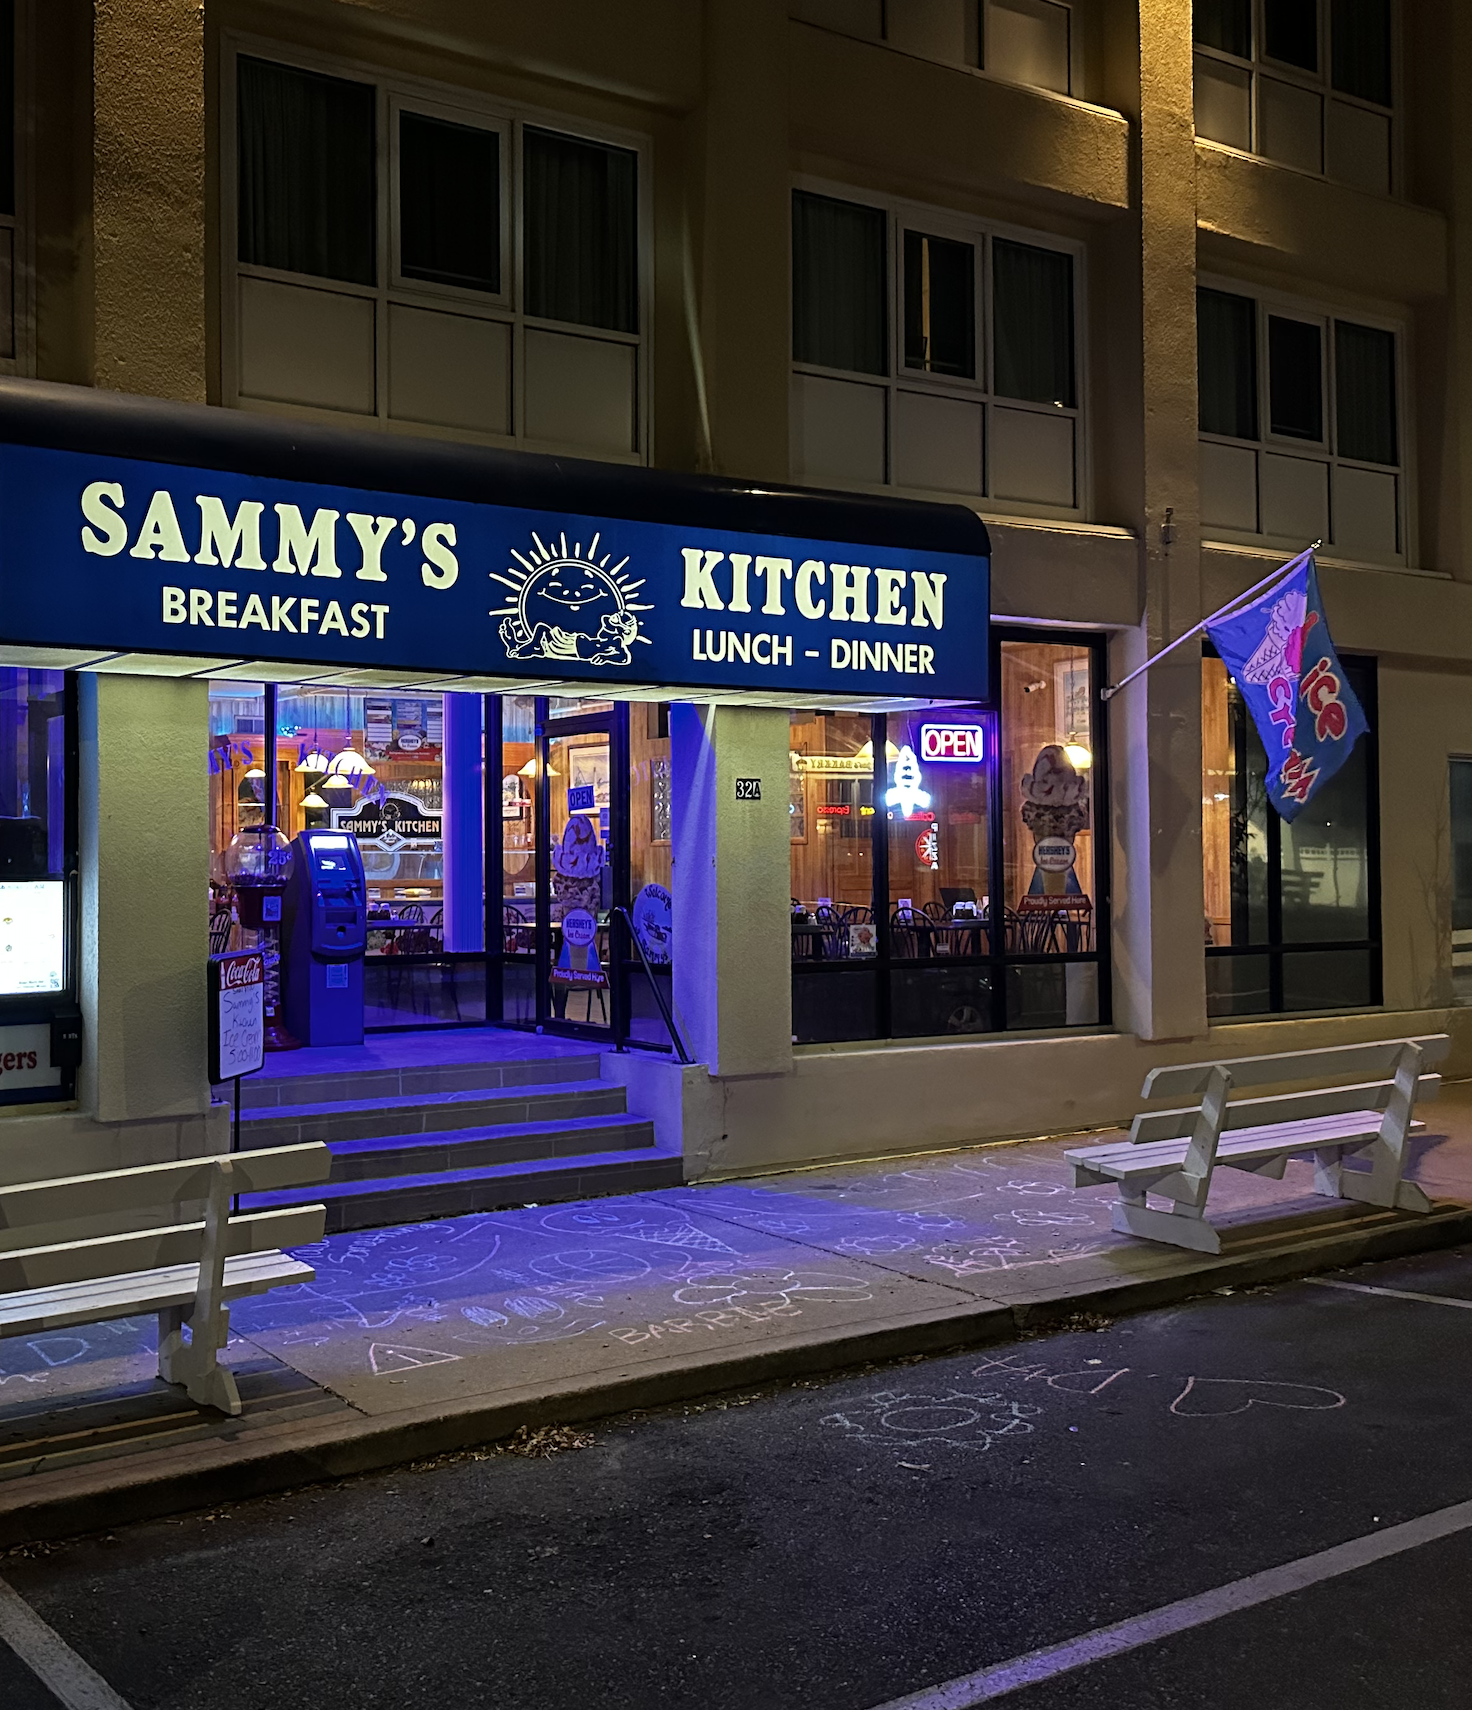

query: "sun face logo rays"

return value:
[492, 531, 652, 669]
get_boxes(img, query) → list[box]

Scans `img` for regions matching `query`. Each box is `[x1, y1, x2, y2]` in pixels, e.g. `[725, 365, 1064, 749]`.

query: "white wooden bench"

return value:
[0, 1145, 329, 1415]
[1064, 1035, 1450, 1254]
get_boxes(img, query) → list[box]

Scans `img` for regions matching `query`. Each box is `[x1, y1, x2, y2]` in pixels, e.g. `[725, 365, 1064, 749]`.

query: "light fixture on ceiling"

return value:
[243, 765, 265, 779]
[328, 748, 375, 778]
[300, 790, 329, 810]
[296, 748, 330, 774]
[1064, 743, 1093, 770]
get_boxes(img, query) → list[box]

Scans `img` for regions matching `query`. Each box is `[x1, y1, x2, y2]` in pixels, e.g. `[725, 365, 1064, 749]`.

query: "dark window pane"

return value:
[0, 0, 13, 219]
[1194, 0, 1252, 58]
[1281, 948, 1374, 1009]
[1331, 0, 1392, 106]
[1335, 320, 1397, 464]
[1005, 961, 1100, 1029]
[1279, 666, 1372, 943]
[1268, 315, 1323, 440]
[792, 968, 879, 1043]
[792, 192, 887, 375]
[1264, 0, 1318, 70]
[1206, 952, 1273, 1017]
[237, 57, 376, 286]
[523, 128, 637, 333]
[1451, 759, 1472, 933]
[992, 239, 1075, 406]
[893, 966, 996, 1037]
[399, 113, 500, 293]
[904, 231, 975, 378]
[1198, 288, 1258, 438]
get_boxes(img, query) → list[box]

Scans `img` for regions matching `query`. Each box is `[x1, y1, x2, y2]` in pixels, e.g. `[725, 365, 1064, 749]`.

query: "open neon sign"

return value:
[919, 723, 985, 763]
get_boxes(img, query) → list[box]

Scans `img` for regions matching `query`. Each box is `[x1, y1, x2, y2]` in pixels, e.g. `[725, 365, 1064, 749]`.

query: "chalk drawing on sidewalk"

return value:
[367, 1343, 463, 1376]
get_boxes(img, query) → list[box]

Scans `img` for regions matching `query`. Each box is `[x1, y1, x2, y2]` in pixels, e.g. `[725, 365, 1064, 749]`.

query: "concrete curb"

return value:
[3, 1201, 1470, 1548]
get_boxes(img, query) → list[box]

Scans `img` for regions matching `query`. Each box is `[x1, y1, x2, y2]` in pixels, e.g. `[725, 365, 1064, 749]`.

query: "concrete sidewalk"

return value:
[4, 1088, 1472, 1546]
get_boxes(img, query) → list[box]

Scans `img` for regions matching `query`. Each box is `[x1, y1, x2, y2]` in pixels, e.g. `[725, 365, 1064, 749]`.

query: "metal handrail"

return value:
[611, 905, 693, 1065]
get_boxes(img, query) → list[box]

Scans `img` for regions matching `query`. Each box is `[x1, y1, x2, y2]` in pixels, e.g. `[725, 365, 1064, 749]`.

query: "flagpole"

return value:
[1098, 543, 1320, 702]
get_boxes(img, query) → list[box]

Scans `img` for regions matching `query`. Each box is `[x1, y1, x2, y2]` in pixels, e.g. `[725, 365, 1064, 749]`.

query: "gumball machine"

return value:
[224, 825, 299, 1051]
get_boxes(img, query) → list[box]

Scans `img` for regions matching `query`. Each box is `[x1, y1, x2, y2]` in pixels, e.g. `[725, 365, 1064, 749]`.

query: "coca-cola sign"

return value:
[209, 951, 265, 1080]
[218, 952, 263, 991]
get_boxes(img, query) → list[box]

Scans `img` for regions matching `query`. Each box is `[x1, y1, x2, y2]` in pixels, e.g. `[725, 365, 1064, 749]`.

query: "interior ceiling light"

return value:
[296, 748, 330, 773]
[300, 790, 329, 810]
[1063, 743, 1093, 770]
[242, 766, 265, 779]
[328, 748, 375, 777]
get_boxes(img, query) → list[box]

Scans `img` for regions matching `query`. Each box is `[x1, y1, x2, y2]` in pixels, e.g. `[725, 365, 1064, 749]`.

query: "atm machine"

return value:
[283, 829, 367, 1047]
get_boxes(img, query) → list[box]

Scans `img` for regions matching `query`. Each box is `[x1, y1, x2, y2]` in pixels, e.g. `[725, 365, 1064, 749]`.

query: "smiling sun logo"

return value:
[492, 531, 651, 667]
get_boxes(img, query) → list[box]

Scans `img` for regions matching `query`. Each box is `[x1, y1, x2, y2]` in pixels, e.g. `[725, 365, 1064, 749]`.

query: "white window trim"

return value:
[217, 31, 653, 464]
[1197, 270, 1413, 567]
[790, 173, 1090, 522]
[1193, 0, 1402, 195]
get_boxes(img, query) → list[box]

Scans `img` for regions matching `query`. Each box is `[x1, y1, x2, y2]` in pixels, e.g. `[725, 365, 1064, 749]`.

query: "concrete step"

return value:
[321, 1111, 657, 1183]
[240, 1142, 685, 1234]
[237, 1079, 627, 1149]
[238, 1050, 603, 1110]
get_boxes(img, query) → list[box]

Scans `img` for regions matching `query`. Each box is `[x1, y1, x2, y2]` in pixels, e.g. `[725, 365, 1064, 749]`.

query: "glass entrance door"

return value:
[493, 695, 676, 1051]
[538, 702, 625, 1038]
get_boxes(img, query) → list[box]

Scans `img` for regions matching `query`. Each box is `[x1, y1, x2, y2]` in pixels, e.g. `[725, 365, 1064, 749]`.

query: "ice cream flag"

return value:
[1206, 551, 1367, 822]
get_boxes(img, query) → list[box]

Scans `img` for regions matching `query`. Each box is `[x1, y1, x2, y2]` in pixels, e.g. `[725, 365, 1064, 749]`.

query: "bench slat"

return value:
[0, 1144, 331, 1229]
[0, 1205, 326, 1294]
[1142, 1035, 1449, 1101]
[1066, 1110, 1406, 1182]
[1128, 1076, 1439, 1144]
[0, 1251, 315, 1337]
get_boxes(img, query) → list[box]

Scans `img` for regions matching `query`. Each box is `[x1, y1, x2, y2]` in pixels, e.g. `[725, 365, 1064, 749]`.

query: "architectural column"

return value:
[1106, 0, 1208, 1041]
[79, 674, 211, 1122]
[669, 703, 792, 1076]
[695, 0, 791, 481]
[92, 0, 206, 398]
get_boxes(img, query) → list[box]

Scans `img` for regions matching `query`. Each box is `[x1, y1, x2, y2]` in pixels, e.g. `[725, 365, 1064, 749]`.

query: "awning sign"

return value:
[0, 443, 990, 702]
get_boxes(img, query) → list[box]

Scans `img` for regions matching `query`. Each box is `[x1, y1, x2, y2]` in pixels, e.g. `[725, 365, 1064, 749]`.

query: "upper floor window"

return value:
[0, 0, 26, 373]
[1198, 282, 1403, 563]
[1194, 0, 1394, 195]
[790, 2, 1077, 99]
[791, 187, 1082, 516]
[227, 50, 645, 460]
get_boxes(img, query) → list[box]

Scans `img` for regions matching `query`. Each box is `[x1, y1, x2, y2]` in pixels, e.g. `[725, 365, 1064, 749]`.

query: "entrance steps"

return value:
[228, 1036, 682, 1234]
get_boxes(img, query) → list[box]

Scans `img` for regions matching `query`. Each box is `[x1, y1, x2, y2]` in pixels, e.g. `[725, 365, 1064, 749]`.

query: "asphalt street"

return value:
[5, 1243, 1472, 1710]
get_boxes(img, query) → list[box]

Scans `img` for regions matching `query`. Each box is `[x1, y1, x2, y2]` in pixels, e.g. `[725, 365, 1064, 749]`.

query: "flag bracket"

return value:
[1099, 543, 1321, 702]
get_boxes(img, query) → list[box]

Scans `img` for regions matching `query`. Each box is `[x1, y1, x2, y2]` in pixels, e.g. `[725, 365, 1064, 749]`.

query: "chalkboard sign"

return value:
[208, 951, 265, 1081]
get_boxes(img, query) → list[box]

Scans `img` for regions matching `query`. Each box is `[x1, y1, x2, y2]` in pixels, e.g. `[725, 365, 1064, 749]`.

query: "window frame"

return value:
[789, 624, 1112, 1045]
[1192, 0, 1401, 195]
[1202, 644, 1382, 1017]
[218, 32, 653, 462]
[790, 175, 1090, 520]
[0, 0, 34, 377]
[1197, 272, 1412, 564]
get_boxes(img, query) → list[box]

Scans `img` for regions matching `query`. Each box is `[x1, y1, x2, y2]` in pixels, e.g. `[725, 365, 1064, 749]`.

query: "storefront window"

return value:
[0, 669, 69, 884]
[1202, 650, 1380, 1015]
[789, 631, 1108, 1044]
[1451, 759, 1472, 1006]
[210, 682, 487, 1028]
[999, 638, 1100, 1028]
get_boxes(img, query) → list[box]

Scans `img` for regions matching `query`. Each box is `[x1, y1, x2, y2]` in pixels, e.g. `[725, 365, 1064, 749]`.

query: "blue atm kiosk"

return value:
[283, 830, 367, 1046]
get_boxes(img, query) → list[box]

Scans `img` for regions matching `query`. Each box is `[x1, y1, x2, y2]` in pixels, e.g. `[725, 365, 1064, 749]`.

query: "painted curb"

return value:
[2, 1201, 1469, 1548]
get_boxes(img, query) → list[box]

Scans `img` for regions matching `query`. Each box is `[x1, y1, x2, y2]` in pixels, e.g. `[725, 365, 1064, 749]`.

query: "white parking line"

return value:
[0, 1576, 133, 1710]
[863, 1497, 1472, 1709]
[1308, 1277, 1472, 1310]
